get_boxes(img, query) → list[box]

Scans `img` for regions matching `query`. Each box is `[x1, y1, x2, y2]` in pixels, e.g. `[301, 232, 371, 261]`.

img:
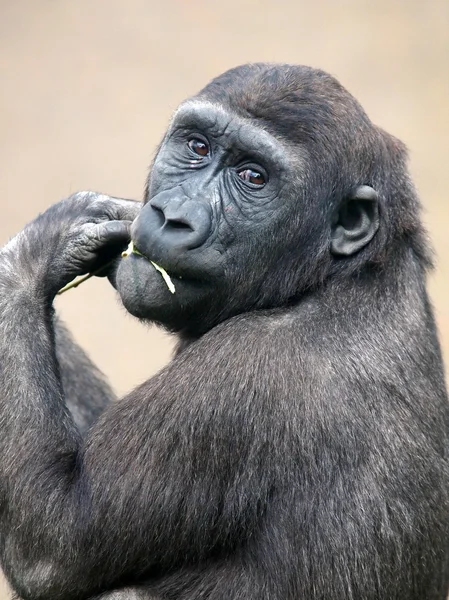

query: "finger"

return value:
[93, 220, 132, 245]
[100, 196, 142, 222]
[81, 221, 132, 277]
[72, 192, 141, 222]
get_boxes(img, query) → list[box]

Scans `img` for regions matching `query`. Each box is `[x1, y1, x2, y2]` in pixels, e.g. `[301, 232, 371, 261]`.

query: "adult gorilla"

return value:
[0, 64, 448, 600]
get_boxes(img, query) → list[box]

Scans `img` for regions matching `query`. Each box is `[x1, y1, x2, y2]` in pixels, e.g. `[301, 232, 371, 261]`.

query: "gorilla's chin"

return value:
[114, 253, 177, 318]
[114, 253, 210, 329]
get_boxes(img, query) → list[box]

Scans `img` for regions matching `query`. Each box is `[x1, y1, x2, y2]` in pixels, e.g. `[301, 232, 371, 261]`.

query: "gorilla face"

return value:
[115, 100, 299, 331]
[114, 64, 381, 334]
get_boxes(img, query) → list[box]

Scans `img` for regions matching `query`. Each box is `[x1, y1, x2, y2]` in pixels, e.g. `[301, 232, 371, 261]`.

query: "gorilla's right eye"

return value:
[237, 168, 266, 187]
[187, 138, 210, 157]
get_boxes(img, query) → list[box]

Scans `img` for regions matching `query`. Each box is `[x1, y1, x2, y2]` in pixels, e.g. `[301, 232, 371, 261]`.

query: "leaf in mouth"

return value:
[122, 241, 176, 294]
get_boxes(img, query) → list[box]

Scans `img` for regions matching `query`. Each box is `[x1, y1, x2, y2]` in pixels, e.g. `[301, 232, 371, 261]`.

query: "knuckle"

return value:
[70, 190, 96, 203]
[90, 194, 113, 210]
[65, 194, 140, 223]
[81, 222, 99, 241]
[69, 191, 109, 215]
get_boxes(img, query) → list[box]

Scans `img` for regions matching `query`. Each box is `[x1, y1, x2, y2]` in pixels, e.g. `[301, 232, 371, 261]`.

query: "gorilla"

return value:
[0, 63, 448, 600]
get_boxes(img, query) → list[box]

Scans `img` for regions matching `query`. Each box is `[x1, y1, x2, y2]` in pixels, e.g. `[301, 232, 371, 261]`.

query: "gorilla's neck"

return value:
[176, 244, 434, 357]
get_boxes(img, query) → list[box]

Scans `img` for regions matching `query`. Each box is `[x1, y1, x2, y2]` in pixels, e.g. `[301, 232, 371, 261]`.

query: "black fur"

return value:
[0, 64, 448, 600]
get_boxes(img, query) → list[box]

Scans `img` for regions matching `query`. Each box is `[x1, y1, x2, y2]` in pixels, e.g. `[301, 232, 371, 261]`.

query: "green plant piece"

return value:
[122, 241, 176, 294]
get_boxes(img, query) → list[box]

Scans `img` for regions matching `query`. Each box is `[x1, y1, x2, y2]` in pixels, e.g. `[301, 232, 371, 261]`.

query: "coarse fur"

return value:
[0, 63, 448, 600]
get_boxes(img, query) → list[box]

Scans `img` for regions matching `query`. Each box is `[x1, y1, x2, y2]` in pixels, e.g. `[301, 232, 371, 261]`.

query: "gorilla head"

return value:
[114, 63, 427, 334]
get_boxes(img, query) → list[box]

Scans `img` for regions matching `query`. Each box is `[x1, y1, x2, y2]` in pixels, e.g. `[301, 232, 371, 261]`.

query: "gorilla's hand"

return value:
[1, 192, 140, 299]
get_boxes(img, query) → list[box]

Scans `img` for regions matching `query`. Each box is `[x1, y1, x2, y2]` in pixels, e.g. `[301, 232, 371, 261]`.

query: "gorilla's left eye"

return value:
[187, 138, 210, 157]
[237, 168, 266, 187]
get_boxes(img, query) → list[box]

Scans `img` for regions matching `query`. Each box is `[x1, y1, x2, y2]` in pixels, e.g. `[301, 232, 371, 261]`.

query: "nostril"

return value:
[151, 205, 165, 227]
[165, 218, 193, 232]
[150, 203, 194, 233]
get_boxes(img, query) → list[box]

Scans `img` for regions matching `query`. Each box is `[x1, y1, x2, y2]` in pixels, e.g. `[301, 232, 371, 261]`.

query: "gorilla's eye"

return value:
[188, 138, 210, 157]
[237, 168, 266, 187]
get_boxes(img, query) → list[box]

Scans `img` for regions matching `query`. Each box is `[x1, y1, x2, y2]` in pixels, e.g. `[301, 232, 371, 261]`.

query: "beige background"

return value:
[0, 0, 448, 597]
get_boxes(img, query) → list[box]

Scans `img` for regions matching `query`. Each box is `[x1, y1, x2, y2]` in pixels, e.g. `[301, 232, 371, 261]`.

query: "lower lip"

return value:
[122, 253, 177, 293]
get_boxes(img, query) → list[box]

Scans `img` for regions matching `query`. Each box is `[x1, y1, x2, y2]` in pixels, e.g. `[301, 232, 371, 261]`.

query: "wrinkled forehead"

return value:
[166, 99, 298, 165]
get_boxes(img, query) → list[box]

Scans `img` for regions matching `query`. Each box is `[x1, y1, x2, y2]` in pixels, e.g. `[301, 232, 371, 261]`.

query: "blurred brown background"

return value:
[0, 0, 448, 597]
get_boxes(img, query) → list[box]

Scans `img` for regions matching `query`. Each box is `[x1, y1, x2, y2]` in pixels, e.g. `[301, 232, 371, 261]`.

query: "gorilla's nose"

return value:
[131, 192, 212, 259]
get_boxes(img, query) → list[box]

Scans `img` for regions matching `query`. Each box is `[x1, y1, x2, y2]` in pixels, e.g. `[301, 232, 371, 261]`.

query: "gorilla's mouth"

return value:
[122, 241, 176, 294]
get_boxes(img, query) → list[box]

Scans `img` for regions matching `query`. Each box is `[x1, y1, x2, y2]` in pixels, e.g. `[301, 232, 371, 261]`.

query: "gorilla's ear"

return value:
[331, 185, 379, 256]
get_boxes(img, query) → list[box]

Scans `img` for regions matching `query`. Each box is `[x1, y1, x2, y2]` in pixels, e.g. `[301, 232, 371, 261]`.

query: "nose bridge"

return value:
[177, 180, 209, 208]
[181, 166, 218, 201]
[150, 188, 186, 214]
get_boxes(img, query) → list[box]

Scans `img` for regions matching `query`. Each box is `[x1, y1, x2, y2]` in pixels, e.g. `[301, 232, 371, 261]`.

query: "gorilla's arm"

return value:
[0, 194, 272, 600]
[54, 318, 115, 432]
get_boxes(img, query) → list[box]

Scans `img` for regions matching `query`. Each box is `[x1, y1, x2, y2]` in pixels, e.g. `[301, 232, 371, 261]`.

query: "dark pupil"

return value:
[188, 139, 208, 156]
[239, 169, 265, 185]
